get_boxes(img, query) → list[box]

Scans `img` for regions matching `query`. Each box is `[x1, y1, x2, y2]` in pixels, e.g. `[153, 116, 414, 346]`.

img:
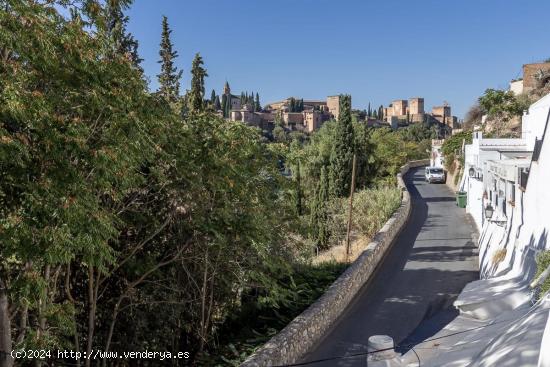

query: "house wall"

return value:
[509, 79, 524, 96]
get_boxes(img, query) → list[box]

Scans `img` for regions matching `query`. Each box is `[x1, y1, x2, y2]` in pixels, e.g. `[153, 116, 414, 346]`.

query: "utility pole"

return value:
[345, 154, 357, 262]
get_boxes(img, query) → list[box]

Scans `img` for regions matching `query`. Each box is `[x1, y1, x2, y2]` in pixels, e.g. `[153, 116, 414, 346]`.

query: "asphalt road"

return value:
[299, 167, 479, 367]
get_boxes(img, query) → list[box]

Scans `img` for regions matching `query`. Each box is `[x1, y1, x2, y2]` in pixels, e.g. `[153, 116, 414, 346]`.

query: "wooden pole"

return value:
[346, 154, 357, 262]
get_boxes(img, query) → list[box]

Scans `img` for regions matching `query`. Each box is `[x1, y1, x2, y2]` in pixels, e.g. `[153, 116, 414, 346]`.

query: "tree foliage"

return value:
[478, 88, 529, 118]
[0, 2, 293, 365]
[157, 15, 182, 104]
[189, 52, 208, 112]
[329, 95, 354, 197]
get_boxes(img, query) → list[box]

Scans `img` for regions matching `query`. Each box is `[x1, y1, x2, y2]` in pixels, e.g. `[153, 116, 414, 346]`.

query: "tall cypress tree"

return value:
[210, 89, 216, 105]
[214, 95, 221, 111]
[221, 94, 228, 117]
[106, 0, 142, 70]
[189, 53, 208, 113]
[329, 95, 354, 197]
[225, 95, 231, 117]
[310, 166, 330, 249]
[157, 16, 182, 104]
[289, 97, 295, 112]
[367, 102, 372, 117]
[255, 92, 261, 112]
[295, 160, 303, 216]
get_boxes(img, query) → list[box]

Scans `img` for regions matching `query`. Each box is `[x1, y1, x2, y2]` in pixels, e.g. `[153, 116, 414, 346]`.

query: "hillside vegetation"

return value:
[0, 2, 432, 366]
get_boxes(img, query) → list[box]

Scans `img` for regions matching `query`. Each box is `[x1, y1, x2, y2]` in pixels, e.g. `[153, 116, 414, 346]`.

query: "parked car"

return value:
[425, 167, 446, 183]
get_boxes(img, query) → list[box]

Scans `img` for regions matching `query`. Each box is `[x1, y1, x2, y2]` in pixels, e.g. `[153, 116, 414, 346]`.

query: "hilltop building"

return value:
[383, 97, 457, 129]
[223, 81, 241, 111]
[230, 95, 347, 133]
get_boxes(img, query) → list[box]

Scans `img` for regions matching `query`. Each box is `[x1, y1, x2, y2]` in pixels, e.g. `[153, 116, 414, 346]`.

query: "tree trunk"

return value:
[198, 250, 209, 353]
[0, 278, 13, 367]
[86, 267, 96, 367]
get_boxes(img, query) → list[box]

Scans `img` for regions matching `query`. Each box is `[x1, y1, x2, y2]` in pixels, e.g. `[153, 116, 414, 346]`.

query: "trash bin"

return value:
[456, 191, 467, 208]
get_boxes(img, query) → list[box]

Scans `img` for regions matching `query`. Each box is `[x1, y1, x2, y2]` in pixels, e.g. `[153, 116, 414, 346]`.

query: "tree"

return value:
[310, 166, 330, 250]
[189, 53, 208, 113]
[378, 105, 384, 120]
[329, 95, 354, 197]
[224, 95, 231, 117]
[221, 94, 228, 117]
[105, 0, 142, 70]
[367, 102, 372, 117]
[478, 88, 528, 117]
[289, 97, 296, 112]
[210, 89, 216, 105]
[295, 160, 303, 216]
[157, 16, 182, 104]
[214, 95, 221, 111]
[255, 92, 261, 112]
[273, 126, 287, 142]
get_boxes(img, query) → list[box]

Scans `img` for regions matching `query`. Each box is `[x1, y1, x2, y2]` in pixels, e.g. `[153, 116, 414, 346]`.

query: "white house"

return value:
[400, 92, 550, 367]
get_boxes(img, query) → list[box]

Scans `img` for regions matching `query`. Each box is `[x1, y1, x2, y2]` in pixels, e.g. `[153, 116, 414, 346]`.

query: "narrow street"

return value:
[300, 167, 479, 366]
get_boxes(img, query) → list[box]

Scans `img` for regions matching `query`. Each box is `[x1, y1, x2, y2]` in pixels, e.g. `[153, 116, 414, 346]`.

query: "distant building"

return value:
[409, 97, 424, 115]
[326, 95, 344, 120]
[223, 81, 241, 111]
[432, 104, 457, 128]
[392, 99, 408, 116]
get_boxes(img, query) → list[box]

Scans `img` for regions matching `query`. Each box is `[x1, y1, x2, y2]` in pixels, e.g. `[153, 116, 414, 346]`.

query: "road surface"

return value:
[300, 167, 479, 366]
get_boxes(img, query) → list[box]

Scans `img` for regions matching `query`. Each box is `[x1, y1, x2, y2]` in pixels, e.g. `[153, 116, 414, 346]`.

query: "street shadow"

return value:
[299, 168, 480, 367]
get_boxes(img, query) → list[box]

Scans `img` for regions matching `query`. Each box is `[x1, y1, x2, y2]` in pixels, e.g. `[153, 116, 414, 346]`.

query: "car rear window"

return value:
[431, 168, 443, 173]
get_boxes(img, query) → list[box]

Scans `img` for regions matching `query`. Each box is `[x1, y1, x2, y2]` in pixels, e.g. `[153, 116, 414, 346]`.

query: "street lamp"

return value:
[485, 204, 494, 220]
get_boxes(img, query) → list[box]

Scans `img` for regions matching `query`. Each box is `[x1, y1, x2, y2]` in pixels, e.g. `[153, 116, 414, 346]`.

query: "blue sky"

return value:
[126, 0, 550, 118]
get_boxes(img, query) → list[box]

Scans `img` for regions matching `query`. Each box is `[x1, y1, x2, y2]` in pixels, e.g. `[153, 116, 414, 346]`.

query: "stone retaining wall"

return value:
[241, 159, 429, 367]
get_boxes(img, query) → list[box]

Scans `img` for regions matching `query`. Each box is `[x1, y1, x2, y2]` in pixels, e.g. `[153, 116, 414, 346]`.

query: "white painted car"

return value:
[425, 167, 446, 183]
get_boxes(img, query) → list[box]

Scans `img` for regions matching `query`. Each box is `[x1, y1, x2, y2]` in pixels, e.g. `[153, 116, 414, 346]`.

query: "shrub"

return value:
[535, 251, 550, 299]
[324, 187, 402, 246]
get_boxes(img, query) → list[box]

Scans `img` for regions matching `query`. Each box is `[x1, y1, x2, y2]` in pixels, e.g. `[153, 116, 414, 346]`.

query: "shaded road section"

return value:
[299, 167, 479, 366]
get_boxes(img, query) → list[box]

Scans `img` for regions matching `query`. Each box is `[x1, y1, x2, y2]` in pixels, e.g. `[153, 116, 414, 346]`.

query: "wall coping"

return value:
[241, 159, 429, 367]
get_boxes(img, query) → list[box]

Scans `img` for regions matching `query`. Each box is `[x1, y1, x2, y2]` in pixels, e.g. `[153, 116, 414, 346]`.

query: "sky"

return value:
[125, 0, 550, 118]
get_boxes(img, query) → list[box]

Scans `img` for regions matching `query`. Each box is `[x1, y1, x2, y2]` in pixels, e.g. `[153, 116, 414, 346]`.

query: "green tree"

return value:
[210, 89, 216, 105]
[255, 92, 261, 112]
[157, 16, 182, 104]
[329, 95, 354, 197]
[310, 166, 331, 250]
[105, 0, 142, 70]
[289, 97, 296, 112]
[295, 160, 303, 215]
[221, 94, 228, 116]
[478, 88, 529, 117]
[214, 95, 221, 111]
[189, 52, 208, 113]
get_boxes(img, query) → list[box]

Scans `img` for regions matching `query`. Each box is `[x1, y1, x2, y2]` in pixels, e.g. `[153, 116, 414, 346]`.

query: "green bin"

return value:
[456, 191, 467, 208]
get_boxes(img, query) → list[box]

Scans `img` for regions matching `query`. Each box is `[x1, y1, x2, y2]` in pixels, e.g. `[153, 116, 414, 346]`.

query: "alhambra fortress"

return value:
[217, 82, 459, 136]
